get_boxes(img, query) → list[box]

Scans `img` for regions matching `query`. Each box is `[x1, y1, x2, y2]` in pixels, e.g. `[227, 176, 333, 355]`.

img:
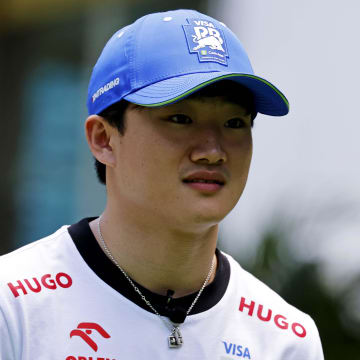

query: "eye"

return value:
[224, 118, 247, 129]
[168, 114, 192, 124]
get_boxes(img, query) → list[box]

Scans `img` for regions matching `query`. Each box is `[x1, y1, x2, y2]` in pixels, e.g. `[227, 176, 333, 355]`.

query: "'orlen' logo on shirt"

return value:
[239, 296, 307, 338]
[70, 322, 110, 352]
[67, 322, 116, 360]
[183, 18, 229, 65]
[7, 272, 73, 298]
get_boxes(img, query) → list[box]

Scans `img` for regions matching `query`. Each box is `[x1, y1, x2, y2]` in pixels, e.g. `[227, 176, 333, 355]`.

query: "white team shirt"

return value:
[0, 218, 324, 360]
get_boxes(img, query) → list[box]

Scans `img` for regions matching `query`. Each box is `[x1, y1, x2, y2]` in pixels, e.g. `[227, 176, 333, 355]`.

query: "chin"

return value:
[189, 206, 230, 227]
[171, 194, 241, 229]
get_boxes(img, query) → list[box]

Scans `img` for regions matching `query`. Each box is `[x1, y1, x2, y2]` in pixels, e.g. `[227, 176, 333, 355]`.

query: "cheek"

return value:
[229, 135, 253, 187]
[116, 135, 180, 195]
[244, 136, 253, 168]
[233, 132, 253, 165]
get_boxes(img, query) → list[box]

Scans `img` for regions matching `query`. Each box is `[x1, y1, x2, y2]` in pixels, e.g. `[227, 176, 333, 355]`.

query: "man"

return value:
[0, 9, 324, 359]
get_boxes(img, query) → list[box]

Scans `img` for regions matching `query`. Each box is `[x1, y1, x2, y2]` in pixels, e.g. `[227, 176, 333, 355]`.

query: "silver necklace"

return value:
[97, 216, 216, 348]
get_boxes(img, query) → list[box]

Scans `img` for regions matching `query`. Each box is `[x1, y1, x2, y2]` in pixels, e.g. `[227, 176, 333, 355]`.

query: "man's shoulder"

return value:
[223, 251, 316, 330]
[0, 224, 83, 359]
[222, 252, 324, 359]
[0, 225, 72, 290]
[225, 252, 298, 305]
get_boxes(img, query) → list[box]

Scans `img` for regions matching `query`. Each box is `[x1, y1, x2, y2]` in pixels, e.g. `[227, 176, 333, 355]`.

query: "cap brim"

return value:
[124, 72, 289, 116]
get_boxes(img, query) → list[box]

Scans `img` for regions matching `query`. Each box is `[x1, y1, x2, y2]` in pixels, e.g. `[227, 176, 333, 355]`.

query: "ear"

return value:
[85, 115, 116, 167]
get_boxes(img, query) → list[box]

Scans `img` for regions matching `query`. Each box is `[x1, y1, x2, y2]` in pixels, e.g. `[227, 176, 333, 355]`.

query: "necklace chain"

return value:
[97, 216, 216, 348]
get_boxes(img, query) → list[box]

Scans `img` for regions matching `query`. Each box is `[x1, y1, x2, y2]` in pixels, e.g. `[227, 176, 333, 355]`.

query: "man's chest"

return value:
[8, 294, 293, 360]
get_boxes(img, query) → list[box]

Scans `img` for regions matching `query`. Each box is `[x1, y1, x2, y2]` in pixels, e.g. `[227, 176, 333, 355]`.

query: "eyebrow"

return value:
[186, 96, 253, 116]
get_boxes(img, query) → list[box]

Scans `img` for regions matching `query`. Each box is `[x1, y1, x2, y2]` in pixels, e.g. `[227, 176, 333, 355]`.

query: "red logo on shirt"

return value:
[7, 272, 73, 298]
[70, 322, 111, 352]
[239, 296, 307, 338]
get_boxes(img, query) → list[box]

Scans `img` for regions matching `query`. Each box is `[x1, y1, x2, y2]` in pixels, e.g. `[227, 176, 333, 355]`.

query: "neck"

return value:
[89, 207, 218, 298]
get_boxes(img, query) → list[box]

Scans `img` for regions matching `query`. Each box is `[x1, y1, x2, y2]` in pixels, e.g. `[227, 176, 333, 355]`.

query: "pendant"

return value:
[168, 327, 183, 348]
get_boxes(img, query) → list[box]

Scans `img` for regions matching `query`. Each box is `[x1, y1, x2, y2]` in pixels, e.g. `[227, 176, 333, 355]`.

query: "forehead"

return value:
[186, 80, 254, 113]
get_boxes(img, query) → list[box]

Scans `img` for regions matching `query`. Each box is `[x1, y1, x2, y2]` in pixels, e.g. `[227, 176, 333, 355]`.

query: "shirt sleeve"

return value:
[309, 317, 324, 360]
[0, 302, 16, 360]
[295, 314, 324, 360]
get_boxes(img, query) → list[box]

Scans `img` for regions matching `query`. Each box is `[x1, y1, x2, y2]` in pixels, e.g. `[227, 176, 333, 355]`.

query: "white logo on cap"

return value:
[192, 24, 225, 52]
[92, 77, 120, 103]
[183, 19, 229, 65]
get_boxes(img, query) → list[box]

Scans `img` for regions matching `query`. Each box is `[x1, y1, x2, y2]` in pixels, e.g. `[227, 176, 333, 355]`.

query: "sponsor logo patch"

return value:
[183, 18, 229, 65]
[92, 77, 120, 103]
[67, 322, 115, 360]
[7, 272, 73, 298]
[239, 296, 307, 338]
[70, 322, 110, 352]
[222, 340, 251, 359]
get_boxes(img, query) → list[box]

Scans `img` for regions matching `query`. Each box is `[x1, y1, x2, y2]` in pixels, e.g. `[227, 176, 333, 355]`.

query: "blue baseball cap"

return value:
[87, 9, 289, 117]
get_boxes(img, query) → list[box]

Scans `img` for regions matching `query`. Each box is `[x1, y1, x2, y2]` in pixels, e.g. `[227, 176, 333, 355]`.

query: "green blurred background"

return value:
[0, 0, 359, 357]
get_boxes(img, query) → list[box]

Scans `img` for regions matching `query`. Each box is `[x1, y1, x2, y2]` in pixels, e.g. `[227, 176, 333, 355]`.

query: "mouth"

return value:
[183, 179, 225, 185]
[182, 172, 226, 193]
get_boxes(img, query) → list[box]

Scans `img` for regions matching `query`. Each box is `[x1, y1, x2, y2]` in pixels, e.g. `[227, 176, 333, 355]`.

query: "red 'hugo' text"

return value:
[7, 272, 73, 298]
[66, 357, 115, 360]
[239, 296, 307, 338]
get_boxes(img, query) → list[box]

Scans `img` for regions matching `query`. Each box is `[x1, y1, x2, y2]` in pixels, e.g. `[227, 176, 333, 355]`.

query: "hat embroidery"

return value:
[183, 18, 229, 66]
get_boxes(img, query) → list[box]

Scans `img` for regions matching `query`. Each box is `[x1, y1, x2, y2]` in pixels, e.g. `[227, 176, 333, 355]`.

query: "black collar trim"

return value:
[68, 218, 230, 320]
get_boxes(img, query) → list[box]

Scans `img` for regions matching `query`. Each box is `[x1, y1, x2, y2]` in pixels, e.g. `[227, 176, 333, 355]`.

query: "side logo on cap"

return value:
[183, 18, 229, 65]
[92, 77, 120, 103]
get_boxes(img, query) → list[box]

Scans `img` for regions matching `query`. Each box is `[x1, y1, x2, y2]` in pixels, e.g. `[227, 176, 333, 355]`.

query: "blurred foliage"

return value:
[228, 227, 360, 359]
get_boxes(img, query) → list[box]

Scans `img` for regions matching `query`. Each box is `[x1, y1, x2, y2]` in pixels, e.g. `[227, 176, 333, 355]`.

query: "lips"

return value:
[183, 171, 226, 185]
[183, 178, 224, 185]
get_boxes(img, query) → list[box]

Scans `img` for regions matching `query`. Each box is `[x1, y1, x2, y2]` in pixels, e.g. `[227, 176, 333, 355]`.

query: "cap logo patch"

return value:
[92, 77, 120, 103]
[183, 18, 229, 65]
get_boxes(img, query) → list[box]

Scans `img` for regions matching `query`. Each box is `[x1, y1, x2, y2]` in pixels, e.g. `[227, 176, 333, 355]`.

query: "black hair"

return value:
[95, 80, 256, 185]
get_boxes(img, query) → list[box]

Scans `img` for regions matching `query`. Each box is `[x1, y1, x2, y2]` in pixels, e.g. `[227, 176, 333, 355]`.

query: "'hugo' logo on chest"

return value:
[239, 297, 307, 338]
[7, 272, 73, 297]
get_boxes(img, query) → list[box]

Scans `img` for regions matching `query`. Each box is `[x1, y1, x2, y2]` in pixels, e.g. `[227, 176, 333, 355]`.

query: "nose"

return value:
[189, 129, 227, 165]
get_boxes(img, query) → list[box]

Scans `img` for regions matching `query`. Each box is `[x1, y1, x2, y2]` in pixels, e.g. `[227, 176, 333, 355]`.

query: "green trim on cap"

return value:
[131, 73, 289, 110]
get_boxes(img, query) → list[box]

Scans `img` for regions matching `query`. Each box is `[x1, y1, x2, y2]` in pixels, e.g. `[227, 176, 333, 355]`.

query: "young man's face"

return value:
[107, 96, 253, 230]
